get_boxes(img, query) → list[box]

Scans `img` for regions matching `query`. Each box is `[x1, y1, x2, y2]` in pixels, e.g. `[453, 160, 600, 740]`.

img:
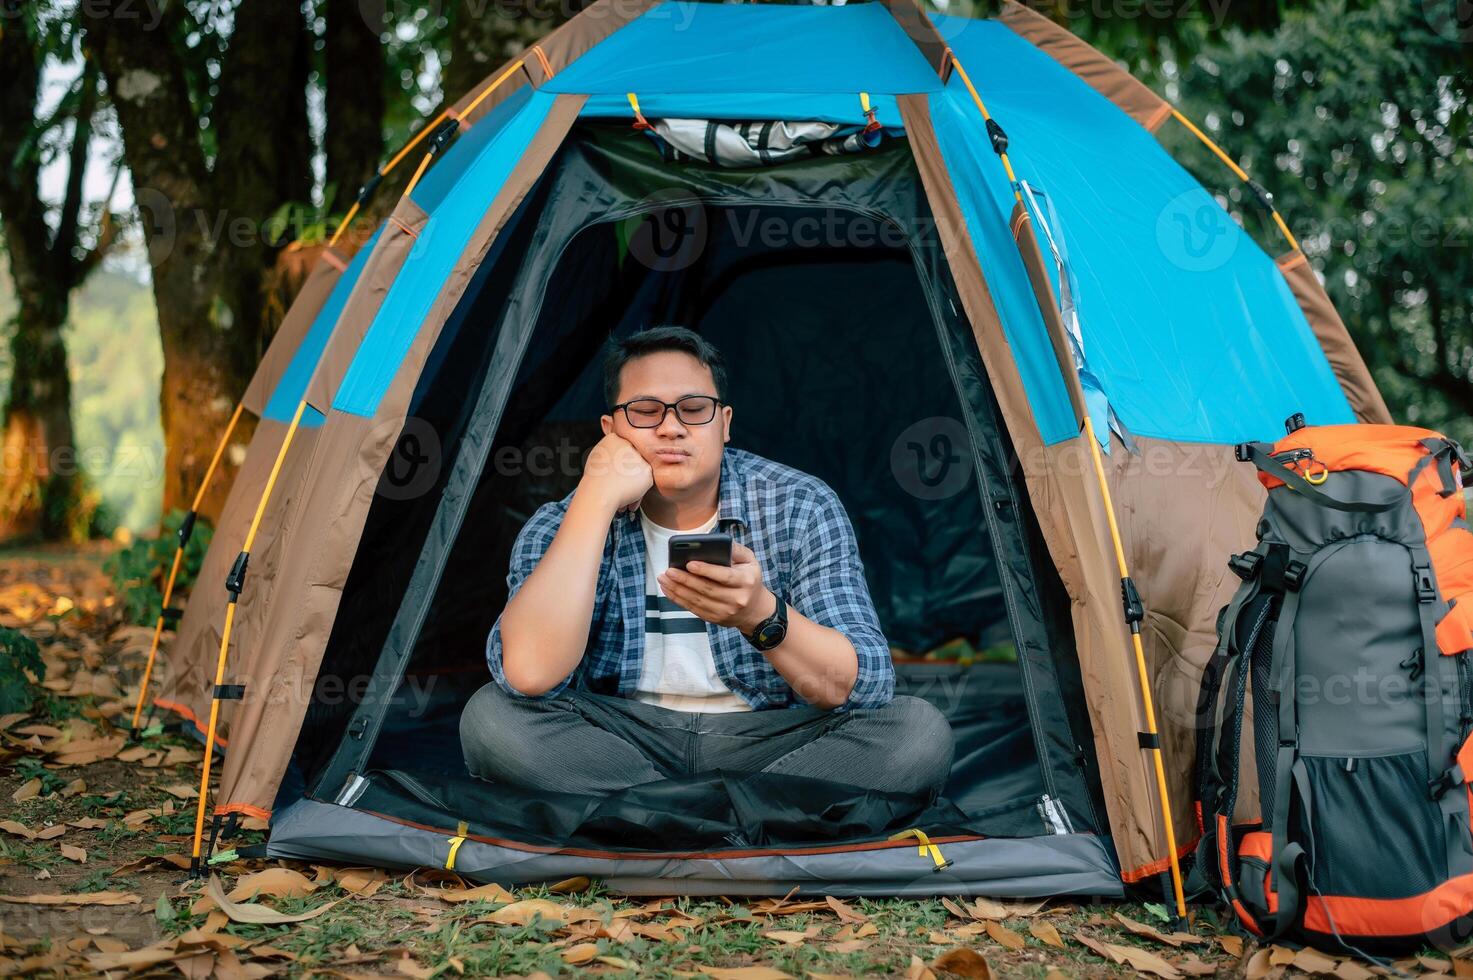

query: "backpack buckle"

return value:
[1282, 561, 1307, 592]
[1415, 564, 1437, 604]
[1430, 765, 1462, 800]
[1401, 648, 1424, 682]
[1229, 552, 1262, 582]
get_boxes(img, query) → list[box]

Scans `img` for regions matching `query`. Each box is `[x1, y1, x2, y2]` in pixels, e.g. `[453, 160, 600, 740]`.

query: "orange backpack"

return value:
[1195, 419, 1473, 951]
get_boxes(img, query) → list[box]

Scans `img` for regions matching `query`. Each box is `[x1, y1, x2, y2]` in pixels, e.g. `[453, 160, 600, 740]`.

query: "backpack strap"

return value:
[1410, 438, 1471, 498]
[1237, 442, 1400, 514]
[1204, 576, 1275, 928]
[1261, 578, 1306, 939]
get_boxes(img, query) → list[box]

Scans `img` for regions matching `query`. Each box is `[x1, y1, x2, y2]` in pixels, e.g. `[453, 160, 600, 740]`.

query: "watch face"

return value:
[756, 621, 787, 649]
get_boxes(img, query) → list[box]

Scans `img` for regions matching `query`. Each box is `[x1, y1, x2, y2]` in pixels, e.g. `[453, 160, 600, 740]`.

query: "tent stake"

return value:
[129, 402, 244, 743]
[189, 399, 308, 877]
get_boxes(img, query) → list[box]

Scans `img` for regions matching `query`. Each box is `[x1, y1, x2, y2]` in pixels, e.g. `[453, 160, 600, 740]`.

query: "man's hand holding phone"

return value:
[659, 541, 774, 634]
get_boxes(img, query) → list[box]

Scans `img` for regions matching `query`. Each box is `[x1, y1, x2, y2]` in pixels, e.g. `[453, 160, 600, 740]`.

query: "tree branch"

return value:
[55, 58, 100, 281]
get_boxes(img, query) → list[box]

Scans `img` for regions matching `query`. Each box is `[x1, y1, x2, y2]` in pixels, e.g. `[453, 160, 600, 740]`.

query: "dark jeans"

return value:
[459, 683, 955, 799]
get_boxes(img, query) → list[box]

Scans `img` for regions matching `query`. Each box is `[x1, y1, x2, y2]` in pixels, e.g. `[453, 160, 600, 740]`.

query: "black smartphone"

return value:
[668, 532, 733, 571]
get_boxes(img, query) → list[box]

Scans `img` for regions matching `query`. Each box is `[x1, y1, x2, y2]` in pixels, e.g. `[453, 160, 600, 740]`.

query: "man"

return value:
[460, 326, 953, 800]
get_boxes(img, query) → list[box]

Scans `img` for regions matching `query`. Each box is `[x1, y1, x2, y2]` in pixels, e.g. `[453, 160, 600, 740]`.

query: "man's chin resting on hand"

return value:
[459, 325, 955, 801]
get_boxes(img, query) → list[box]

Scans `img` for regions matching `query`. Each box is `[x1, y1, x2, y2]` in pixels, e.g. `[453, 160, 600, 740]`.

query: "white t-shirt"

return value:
[633, 511, 753, 714]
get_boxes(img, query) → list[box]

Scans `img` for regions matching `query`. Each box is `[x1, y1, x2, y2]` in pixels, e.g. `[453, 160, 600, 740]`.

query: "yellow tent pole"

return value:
[953, 54, 1190, 925]
[128, 402, 245, 739]
[1082, 416, 1189, 922]
[950, 60, 1022, 204]
[1168, 108, 1300, 253]
[189, 398, 308, 877]
[327, 58, 526, 248]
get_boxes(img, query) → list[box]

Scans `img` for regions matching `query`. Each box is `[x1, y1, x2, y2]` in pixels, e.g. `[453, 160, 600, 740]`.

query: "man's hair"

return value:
[603, 325, 728, 407]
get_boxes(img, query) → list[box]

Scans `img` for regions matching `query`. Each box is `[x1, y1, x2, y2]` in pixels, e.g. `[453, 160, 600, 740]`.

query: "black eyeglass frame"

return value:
[609, 395, 724, 428]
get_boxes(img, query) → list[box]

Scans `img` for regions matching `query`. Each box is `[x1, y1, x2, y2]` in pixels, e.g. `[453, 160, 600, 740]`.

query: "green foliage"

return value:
[13, 756, 68, 796]
[1080, 0, 1473, 443]
[0, 265, 165, 534]
[263, 193, 344, 249]
[103, 509, 214, 626]
[0, 626, 42, 714]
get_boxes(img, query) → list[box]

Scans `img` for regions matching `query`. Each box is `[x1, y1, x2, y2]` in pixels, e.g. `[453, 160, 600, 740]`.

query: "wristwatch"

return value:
[745, 592, 788, 652]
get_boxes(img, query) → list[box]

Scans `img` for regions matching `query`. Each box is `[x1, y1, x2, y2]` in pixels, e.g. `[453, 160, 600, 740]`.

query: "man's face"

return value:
[602, 350, 731, 498]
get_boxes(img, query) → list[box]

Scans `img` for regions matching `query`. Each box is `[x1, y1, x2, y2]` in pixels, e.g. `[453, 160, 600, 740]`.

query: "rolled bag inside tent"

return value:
[156, 246, 352, 740]
[210, 92, 585, 823]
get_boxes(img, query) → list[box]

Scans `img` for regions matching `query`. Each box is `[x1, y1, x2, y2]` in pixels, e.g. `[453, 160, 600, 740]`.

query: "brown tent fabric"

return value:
[447, 0, 655, 128]
[156, 242, 359, 737]
[240, 246, 351, 417]
[998, 0, 1172, 133]
[154, 418, 288, 740]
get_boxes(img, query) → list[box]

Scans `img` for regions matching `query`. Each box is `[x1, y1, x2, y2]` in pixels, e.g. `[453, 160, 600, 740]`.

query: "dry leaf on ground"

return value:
[904, 955, 938, 980]
[984, 921, 1025, 951]
[825, 896, 868, 923]
[931, 947, 993, 978]
[226, 868, 317, 902]
[1028, 920, 1065, 948]
[1113, 912, 1205, 948]
[480, 899, 570, 927]
[0, 891, 141, 906]
[206, 874, 341, 925]
[1077, 933, 1183, 980]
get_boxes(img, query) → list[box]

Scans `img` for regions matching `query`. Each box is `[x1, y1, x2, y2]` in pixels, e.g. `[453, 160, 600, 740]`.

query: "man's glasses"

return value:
[611, 395, 722, 428]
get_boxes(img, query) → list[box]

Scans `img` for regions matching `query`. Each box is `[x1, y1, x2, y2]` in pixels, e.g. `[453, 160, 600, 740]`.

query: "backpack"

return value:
[1195, 418, 1473, 951]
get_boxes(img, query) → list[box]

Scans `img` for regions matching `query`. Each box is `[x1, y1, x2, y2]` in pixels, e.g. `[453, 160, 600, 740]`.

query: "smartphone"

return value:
[668, 532, 733, 571]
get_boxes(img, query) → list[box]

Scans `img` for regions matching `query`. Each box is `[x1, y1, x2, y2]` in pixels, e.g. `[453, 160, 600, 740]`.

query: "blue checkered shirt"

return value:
[485, 448, 894, 711]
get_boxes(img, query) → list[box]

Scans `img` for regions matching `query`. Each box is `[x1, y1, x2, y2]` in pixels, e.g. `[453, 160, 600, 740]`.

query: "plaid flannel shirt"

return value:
[485, 448, 894, 711]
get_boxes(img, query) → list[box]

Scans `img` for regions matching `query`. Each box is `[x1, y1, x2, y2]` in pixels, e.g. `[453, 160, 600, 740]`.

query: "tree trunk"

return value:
[0, 0, 86, 542]
[325, 0, 385, 215]
[0, 294, 78, 542]
[87, 0, 312, 522]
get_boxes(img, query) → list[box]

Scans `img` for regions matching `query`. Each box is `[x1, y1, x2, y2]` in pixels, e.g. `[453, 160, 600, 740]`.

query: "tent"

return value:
[141, 0, 1392, 898]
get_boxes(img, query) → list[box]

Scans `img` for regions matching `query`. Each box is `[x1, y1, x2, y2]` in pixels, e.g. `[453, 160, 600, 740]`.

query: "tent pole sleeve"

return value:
[129, 400, 245, 739]
[189, 398, 308, 876]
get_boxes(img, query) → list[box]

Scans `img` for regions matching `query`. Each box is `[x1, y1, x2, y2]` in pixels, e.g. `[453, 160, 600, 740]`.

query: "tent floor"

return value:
[339, 662, 1066, 844]
[266, 795, 1123, 897]
[266, 663, 1119, 893]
